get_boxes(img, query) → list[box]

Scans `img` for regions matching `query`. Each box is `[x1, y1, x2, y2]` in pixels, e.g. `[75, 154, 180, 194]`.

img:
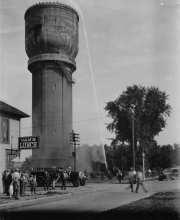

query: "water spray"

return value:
[69, 0, 108, 169]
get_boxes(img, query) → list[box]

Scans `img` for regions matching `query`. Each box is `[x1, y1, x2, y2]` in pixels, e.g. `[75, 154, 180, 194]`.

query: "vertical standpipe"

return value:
[24, 3, 79, 168]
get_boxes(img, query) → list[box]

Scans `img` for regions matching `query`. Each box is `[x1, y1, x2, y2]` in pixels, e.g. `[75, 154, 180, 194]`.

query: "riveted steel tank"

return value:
[25, 3, 79, 168]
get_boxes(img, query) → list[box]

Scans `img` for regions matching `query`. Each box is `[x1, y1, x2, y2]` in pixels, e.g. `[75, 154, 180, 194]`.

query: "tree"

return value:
[104, 85, 171, 165]
[145, 140, 161, 169]
[105, 144, 132, 173]
[173, 144, 180, 166]
[21, 155, 32, 171]
[159, 145, 174, 168]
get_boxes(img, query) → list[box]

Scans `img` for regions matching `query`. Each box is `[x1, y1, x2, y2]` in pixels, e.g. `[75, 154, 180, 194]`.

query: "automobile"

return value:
[69, 171, 86, 187]
[159, 169, 171, 181]
[159, 167, 180, 181]
[169, 168, 180, 179]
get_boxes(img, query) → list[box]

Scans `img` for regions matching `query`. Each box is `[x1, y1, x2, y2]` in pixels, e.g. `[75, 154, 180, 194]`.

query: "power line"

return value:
[20, 109, 180, 130]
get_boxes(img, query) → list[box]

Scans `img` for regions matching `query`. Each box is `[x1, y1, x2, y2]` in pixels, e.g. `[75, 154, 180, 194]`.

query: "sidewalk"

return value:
[0, 183, 105, 208]
[0, 176, 158, 208]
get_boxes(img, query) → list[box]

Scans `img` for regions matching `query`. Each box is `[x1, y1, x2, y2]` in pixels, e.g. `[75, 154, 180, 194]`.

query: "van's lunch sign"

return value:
[18, 136, 39, 150]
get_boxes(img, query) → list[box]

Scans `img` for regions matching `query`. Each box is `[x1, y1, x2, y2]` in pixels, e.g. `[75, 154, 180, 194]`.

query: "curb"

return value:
[0, 193, 71, 209]
[0, 189, 104, 210]
[86, 178, 158, 184]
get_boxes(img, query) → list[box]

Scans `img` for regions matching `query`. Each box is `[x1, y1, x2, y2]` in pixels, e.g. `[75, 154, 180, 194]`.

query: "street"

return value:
[1, 179, 180, 220]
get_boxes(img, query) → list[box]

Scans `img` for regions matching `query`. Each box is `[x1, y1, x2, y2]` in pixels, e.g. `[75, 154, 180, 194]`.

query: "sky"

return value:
[0, 0, 180, 161]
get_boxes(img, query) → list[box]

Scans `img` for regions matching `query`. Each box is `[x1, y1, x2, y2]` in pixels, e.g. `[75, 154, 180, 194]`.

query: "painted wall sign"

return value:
[18, 136, 39, 150]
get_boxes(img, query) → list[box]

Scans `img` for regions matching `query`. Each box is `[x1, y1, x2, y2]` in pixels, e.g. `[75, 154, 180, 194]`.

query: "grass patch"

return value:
[96, 191, 180, 220]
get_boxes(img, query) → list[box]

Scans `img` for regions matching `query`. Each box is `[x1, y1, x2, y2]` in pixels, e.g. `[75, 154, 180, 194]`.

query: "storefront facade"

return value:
[0, 101, 29, 192]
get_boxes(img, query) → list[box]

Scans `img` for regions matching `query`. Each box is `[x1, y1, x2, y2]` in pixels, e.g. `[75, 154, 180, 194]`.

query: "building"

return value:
[0, 101, 29, 192]
[24, 3, 79, 169]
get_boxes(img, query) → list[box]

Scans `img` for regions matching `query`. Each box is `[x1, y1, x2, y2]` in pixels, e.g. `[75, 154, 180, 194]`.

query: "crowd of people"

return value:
[45, 167, 70, 191]
[2, 168, 37, 200]
[2, 166, 148, 201]
[1, 167, 71, 200]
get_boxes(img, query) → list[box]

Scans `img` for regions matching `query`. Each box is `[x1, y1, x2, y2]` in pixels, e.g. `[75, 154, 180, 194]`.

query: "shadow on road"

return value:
[1, 191, 180, 220]
[1, 209, 179, 220]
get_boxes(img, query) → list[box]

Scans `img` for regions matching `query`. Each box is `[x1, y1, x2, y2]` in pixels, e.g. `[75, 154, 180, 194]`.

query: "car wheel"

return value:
[166, 175, 170, 181]
[159, 176, 163, 181]
[72, 179, 80, 187]
[37, 177, 44, 186]
[80, 179, 86, 186]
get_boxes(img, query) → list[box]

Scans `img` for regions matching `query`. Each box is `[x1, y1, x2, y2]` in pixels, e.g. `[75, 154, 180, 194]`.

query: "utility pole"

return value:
[142, 152, 145, 181]
[132, 117, 135, 171]
[70, 130, 80, 172]
[11, 136, 13, 161]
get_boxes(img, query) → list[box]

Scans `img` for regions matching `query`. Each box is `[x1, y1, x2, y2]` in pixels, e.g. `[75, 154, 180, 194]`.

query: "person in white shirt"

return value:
[148, 169, 152, 177]
[13, 169, 20, 180]
[9, 183, 13, 198]
[135, 169, 147, 193]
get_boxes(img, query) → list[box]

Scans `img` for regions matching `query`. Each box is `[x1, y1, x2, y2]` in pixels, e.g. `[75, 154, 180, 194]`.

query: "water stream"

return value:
[69, 0, 108, 170]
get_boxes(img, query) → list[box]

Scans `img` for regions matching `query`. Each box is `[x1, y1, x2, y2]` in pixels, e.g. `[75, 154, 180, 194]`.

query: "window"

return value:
[1, 118, 9, 143]
[53, 84, 56, 90]
[173, 169, 178, 173]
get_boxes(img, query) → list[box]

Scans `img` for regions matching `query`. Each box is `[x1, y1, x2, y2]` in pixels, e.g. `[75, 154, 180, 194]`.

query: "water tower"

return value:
[24, 3, 79, 168]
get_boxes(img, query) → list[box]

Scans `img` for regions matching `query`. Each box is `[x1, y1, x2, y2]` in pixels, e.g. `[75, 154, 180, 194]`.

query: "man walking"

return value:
[135, 169, 147, 193]
[125, 167, 134, 192]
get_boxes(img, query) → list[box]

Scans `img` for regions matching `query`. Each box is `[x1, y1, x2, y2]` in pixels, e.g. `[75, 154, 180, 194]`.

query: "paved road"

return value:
[1, 179, 180, 220]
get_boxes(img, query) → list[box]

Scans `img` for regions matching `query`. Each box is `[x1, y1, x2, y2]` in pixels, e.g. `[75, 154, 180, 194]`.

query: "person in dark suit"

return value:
[13, 177, 20, 200]
[2, 170, 6, 194]
[6, 170, 14, 196]
[44, 171, 50, 191]
[61, 170, 68, 190]
[5, 170, 10, 196]
[29, 175, 37, 195]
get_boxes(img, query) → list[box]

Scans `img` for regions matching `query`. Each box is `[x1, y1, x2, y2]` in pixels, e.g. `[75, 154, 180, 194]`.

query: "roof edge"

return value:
[0, 101, 30, 118]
